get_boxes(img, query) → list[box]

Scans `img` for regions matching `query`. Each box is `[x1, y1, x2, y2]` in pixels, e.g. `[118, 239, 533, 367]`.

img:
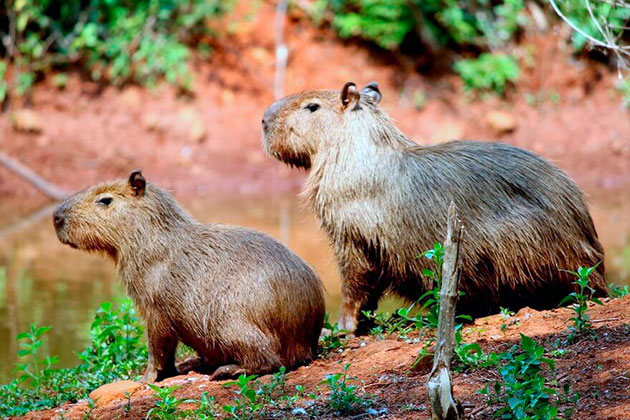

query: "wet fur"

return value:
[54, 177, 325, 380]
[262, 85, 606, 332]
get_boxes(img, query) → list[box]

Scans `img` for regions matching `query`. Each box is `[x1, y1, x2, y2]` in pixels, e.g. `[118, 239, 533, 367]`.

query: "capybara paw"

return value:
[337, 313, 357, 333]
[209, 364, 245, 380]
[141, 368, 159, 383]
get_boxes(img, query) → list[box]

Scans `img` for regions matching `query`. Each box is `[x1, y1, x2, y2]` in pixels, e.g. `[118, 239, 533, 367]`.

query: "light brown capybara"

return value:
[53, 170, 325, 381]
[261, 81, 606, 334]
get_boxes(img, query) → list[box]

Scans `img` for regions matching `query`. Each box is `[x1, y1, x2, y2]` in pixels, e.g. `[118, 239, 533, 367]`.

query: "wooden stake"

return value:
[426, 202, 464, 420]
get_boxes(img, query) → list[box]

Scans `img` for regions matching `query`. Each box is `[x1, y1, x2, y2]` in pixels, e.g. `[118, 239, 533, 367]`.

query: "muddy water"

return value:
[0, 192, 628, 383]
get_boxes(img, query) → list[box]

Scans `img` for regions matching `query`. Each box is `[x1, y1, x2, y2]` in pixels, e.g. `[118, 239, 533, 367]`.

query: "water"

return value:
[0, 192, 628, 383]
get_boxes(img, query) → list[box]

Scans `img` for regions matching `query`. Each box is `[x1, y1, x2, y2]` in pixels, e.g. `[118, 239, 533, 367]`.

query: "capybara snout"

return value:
[55, 170, 325, 381]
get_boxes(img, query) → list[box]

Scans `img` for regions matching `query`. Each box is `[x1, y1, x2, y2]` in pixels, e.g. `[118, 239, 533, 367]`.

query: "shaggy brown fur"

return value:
[262, 81, 607, 334]
[53, 170, 325, 381]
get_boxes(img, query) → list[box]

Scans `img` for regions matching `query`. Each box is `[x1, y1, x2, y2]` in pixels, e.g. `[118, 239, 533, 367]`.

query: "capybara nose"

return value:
[262, 118, 268, 132]
[53, 209, 65, 229]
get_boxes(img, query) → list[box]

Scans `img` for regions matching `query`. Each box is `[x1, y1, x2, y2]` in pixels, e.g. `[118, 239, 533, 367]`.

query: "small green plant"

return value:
[320, 363, 371, 415]
[416, 242, 445, 328]
[480, 334, 577, 419]
[608, 282, 630, 298]
[454, 53, 520, 94]
[14, 324, 59, 387]
[559, 263, 603, 338]
[453, 327, 488, 371]
[194, 391, 218, 419]
[222, 374, 262, 419]
[319, 313, 348, 356]
[146, 384, 194, 419]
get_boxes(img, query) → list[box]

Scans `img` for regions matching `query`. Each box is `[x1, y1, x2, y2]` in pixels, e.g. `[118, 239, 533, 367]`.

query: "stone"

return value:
[88, 380, 143, 407]
[431, 121, 464, 143]
[11, 109, 43, 133]
[179, 107, 206, 143]
[485, 110, 517, 134]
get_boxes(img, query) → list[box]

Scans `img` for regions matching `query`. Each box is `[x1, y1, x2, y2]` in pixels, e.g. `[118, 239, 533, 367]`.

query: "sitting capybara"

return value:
[53, 170, 325, 381]
[262, 81, 607, 333]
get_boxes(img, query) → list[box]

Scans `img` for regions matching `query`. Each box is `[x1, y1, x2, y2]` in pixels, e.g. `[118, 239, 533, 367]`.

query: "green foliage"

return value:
[78, 300, 147, 381]
[453, 326, 488, 371]
[319, 313, 348, 356]
[222, 367, 308, 418]
[14, 324, 59, 387]
[320, 0, 526, 50]
[553, 0, 630, 51]
[320, 363, 371, 415]
[608, 282, 630, 298]
[194, 392, 219, 419]
[617, 76, 630, 110]
[454, 53, 520, 94]
[146, 384, 194, 419]
[222, 374, 263, 419]
[480, 334, 578, 420]
[0, 299, 147, 417]
[0, 0, 234, 98]
[559, 263, 603, 338]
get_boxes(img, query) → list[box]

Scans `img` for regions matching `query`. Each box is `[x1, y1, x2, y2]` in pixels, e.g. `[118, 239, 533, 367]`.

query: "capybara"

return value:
[262, 81, 606, 333]
[53, 170, 325, 381]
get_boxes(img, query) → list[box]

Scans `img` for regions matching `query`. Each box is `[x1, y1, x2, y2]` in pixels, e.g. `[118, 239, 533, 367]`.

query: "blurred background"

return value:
[0, 0, 628, 382]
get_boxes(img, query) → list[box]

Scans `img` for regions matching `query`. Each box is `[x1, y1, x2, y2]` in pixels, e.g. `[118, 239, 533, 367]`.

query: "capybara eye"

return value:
[304, 103, 320, 113]
[97, 197, 113, 206]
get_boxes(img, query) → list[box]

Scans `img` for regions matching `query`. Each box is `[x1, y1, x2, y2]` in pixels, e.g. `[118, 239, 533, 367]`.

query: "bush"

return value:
[0, 0, 234, 99]
[318, 0, 527, 51]
[454, 52, 520, 94]
[0, 299, 147, 417]
[551, 0, 630, 51]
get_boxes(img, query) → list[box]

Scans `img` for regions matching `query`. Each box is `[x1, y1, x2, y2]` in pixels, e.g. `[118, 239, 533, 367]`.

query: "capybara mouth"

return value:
[56, 231, 78, 249]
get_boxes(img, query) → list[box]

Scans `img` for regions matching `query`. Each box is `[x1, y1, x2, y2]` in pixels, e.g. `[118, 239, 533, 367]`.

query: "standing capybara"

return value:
[53, 170, 325, 381]
[262, 81, 606, 333]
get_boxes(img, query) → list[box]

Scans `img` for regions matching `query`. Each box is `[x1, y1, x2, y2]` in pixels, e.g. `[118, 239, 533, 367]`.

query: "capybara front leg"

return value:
[337, 269, 382, 335]
[142, 324, 178, 382]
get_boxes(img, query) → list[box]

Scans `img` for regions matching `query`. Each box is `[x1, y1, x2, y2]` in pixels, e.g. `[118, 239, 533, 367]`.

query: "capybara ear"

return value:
[129, 169, 146, 197]
[361, 81, 382, 104]
[340, 82, 360, 110]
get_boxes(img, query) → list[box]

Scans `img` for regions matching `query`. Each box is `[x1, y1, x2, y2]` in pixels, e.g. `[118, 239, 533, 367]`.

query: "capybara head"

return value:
[261, 81, 389, 169]
[53, 170, 189, 259]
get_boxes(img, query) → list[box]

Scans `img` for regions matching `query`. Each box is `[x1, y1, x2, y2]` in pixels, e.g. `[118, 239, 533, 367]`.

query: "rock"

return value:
[178, 107, 206, 143]
[485, 110, 517, 134]
[142, 112, 165, 133]
[120, 87, 142, 107]
[431, 121, 464, 143]
[88, 380, 143, 407]
[11, 109, 43, 133]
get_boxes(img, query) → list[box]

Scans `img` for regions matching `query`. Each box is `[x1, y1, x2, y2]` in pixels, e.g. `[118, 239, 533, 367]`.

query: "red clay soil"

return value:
[18, 296, 630, 420]
[1, 2, 629, 224]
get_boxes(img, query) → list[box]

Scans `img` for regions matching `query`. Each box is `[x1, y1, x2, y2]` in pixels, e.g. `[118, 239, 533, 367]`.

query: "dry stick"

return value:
[0, 150, 69, 200]
[426, 202, 464, 420]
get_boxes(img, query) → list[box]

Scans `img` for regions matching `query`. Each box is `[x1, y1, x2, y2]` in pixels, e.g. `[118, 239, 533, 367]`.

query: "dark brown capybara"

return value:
[53, 170, 325, 381]
[261, 81, 606, 334]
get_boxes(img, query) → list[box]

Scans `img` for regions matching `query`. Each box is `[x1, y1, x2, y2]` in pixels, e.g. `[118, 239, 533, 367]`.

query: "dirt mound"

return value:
[18, 296, 630, 419]
[1, 2, 629, 218]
